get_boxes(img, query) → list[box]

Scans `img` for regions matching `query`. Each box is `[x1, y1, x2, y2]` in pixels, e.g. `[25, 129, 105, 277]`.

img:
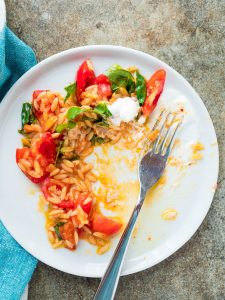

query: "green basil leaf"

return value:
[21, 103, 31, 128]
[91, 135, 105, 145]
[20, 102, 36, 130]
[54, 222, 65, 240]
[108, 69, 135, 93]
[106, 64, 122, 74]
[29, 112, 36, 123]
[55, 222, 65, 227]
[93, 103, 112, 118]
[67, 120, 76, 129]
[95, 119, 109, 127]
[135, 71, 147, 105]
[56, 121, 76, 133]
[67, 106, 84, 120]
[18, 129, 26, 135]
[82, 115, 96, 121]
[55, 124, 67, 133]
[64, 83, 76, 102]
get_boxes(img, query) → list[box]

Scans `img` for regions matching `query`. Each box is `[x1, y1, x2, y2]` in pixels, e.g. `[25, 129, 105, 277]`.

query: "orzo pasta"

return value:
[16, 59, 166, 252]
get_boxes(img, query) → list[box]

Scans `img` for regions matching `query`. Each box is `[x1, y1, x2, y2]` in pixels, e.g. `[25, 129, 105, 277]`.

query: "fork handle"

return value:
[94, 189, 146, 300]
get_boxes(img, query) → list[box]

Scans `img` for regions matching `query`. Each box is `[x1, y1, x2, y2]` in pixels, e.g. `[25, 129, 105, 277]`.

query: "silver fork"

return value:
[94, 111, 183, 300]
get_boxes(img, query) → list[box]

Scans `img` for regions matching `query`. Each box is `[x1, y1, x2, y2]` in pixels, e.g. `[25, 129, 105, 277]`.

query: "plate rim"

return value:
[0, 45, 219, 277]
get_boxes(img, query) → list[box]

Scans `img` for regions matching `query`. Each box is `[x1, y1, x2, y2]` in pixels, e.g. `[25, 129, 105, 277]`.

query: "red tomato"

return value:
[77, 193, 92, 214]
[32, 133, 56, 172]
[16, 148, 47, 183]
[91, 213, 122, 236]
[142, 69, 166, 116]
[16, 147, 29, 163]
[37, 133, 56, 161]
[41, 178, 72, 206]
[94, 74, 112, 97]
[76, 59, 96, 101]
[41, 180, 91, 212]
[59, 221, 76, 249]
[28, 173, 47, 184]
[32, 90, 46, 100]
[57, 192, 92, 213]
[41, 177, 55, 198]
[57, 200, 75, 210]
[16, 133, 56, 184]
[32, 90, 48, 119]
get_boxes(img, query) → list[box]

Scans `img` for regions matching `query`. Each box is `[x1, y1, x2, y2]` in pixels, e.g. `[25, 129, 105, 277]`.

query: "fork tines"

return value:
[143, 109, 184, 157]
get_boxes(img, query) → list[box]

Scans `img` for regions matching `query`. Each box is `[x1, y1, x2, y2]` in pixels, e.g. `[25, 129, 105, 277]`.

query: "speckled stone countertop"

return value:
[5, 1, 225, 299]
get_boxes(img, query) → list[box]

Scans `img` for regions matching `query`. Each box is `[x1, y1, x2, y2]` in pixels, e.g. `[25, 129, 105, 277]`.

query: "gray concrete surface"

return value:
[5, 0, 225, 299]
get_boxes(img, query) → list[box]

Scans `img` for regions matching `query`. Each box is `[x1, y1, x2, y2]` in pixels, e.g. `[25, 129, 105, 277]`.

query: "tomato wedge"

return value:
[16, 133, 56, 184]
[36, 132, 56, 161]
[77, 193, 92, 214]
[142, 69, 166, 115]
[94, 74, 112, 97]
[41, 178, 72, 206]
[41, 179, 92, 213]
[16, 148, 47, 183]
[41, 177, 59, 198]
[16, 147, 29, 164]
[91, 213, 122, 236]
[76, 59, 96, 101]
[57, 192, 92, 214]
[57, 200, 75, 210]
[16, 148, 46, 183]
[33, 90, 46, 100]
[32, 90, 48, 119]
[59, 221, 76, 249]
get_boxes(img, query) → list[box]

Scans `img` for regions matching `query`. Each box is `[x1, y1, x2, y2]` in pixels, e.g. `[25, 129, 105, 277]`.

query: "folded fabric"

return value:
[0, 8, 38, 298]
[0, 223, 37, 300]
[0, 27, 37, 100]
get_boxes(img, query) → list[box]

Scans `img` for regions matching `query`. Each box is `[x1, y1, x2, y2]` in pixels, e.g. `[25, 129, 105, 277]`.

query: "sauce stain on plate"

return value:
[27, 187, 39, 196]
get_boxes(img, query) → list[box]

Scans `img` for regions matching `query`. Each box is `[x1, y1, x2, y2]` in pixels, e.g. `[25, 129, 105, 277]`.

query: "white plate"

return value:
[0, 45, 219, 277]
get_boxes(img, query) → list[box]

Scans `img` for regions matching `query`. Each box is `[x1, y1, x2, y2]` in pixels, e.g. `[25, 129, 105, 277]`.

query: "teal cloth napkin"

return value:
[0, 26, 37, 300]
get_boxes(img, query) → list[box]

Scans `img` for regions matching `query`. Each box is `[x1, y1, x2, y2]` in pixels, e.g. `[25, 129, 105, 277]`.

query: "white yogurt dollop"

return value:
[107, 97, 140, 126]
